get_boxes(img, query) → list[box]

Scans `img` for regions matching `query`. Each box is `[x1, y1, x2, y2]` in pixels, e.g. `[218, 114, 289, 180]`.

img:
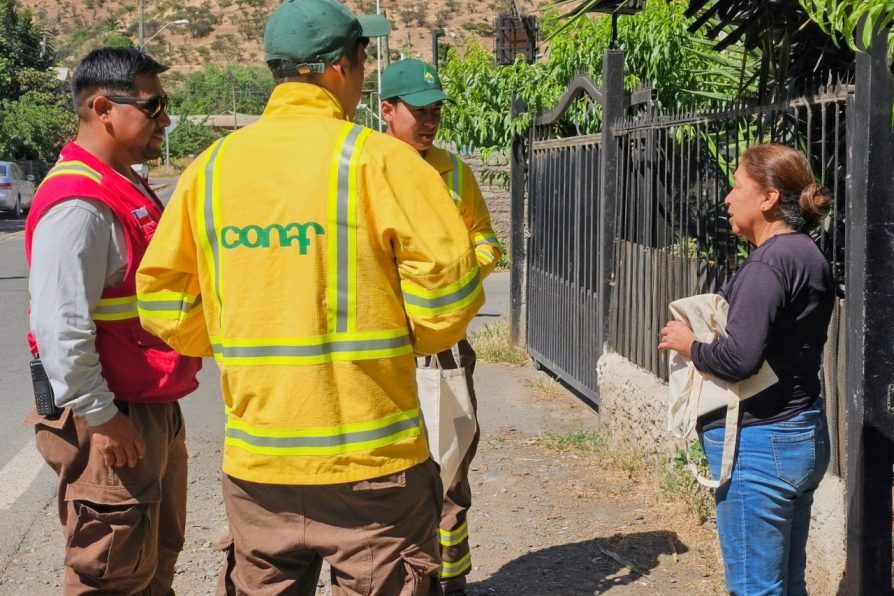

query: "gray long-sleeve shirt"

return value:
[29, 199, 128, 426]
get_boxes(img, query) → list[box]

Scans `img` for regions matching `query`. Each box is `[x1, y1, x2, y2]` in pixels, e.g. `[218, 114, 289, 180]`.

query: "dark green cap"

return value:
[264, 0, 391, 71]
[381, 59, 450, 107]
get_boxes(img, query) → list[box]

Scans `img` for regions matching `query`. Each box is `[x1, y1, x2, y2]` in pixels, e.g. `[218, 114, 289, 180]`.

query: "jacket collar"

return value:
[422, 146, 455, 175]
[262, 83, 348, 121]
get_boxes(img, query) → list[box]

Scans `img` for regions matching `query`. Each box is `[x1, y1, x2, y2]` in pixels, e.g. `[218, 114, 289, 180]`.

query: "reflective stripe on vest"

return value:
[439, 520, 469, 547]
[198, 127, 410, 366]
[401, 266, 482, 317]
[225, 407, 422, 456]
[210, 328, 411, 366]
[328, 123, 372, 334]
[198, 137, 230, 325]
[39, 161, 102, 189]
[446, 152, 463, 206]
[93, 295, 138, 321]
[440, 552, 472, 578]
[138, 291, 202, 320]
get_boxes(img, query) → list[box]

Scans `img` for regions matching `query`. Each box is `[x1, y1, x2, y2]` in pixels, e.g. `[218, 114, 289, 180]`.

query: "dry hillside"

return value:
[21, 0, 543, 72]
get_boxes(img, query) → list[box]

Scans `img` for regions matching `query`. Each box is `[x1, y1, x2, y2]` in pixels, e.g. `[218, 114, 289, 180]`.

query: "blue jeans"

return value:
[701, 405, 830, 596]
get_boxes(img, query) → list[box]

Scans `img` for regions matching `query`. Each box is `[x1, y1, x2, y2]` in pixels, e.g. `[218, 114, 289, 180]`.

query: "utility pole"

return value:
[376, 0, 383, 131]
[432, 28, 445, 70]
[138, 0, 144, 50]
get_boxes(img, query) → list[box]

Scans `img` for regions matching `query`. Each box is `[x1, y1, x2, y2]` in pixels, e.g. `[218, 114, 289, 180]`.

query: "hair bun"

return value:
[798, 183, 831, 227]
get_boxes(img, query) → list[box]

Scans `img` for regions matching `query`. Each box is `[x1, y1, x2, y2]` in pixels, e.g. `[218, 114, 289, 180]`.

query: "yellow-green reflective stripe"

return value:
[439, 520, 469, 547]
[473, 232, 499, 246]
[40, 161, 102, 188]
[93, 295, 138, 320]
[402, 268, 481, 310]
[475, 248, 496, 265]
[199, 138, 229, 325]
[446, 152, 462, 204]
[328, 123, 370, 334]
[225, 409, 422, 456]
[138, 293, 202, 319]
[212, 332, 410, 358]
[440, 552, 472, 578]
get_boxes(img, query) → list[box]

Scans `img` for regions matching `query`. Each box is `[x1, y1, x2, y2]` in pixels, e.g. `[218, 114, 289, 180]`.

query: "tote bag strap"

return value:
[689, 386, 740, 489]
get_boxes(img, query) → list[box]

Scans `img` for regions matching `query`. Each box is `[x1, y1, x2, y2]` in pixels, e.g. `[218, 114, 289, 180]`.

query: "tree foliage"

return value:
[169, 64, 275, 116]
[438, 0, 739, 154]
[168, 120, 222, 158]
[0, 0, 53, 100]
[800, 0, 894, 59]
[0, 0, 75, 162]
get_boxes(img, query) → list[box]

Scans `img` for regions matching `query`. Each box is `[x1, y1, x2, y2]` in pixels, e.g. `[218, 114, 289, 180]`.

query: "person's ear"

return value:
[89, 95, 114, 123]
[381, 100, 395, 123]
[761, 189, 781, 212]
[331, 58, 349, 81]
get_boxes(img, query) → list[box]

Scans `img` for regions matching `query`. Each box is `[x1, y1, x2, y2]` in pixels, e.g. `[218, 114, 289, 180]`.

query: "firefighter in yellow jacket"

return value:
[381, 59, 502, 596]
[136, 2, 483, 594]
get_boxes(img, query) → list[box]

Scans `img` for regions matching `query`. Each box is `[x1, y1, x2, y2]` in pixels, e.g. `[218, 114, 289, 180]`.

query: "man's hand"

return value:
[89, 412, 146, 468]
[658, 320, 696, 358]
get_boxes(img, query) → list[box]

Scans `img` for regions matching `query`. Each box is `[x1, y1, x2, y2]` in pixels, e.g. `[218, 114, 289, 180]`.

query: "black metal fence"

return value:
[515, 34, 894, 592]
[527, 132, 603, 402]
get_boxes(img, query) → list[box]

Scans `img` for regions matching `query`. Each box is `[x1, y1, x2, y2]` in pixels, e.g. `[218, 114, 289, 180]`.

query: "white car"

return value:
[0, 161, 35, 219]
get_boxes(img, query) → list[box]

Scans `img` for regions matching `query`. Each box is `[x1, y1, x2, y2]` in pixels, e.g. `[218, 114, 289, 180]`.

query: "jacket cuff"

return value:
[82, 403, 119, 427]
[690, 341, 704, 369]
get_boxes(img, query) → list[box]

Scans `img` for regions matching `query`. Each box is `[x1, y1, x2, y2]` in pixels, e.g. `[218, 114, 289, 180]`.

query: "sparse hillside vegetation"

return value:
[20, 0, 543, 71]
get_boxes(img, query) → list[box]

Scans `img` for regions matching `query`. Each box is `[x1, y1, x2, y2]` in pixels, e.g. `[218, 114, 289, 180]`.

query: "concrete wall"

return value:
[456, 152, 511, 247]
[596, 351, 846, 593]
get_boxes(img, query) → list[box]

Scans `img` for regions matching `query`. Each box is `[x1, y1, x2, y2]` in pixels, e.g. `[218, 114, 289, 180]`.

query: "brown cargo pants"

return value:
[218, 459, 444, 596]
[29, 401, 188, 595]
[432, 340, 479, 594]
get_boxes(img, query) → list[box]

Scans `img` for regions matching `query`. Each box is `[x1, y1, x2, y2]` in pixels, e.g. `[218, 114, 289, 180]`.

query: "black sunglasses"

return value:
[104, 95, 169, 119]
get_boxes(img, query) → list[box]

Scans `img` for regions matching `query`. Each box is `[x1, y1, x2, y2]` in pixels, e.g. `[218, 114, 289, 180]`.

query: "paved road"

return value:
[0, 196, 509, 580]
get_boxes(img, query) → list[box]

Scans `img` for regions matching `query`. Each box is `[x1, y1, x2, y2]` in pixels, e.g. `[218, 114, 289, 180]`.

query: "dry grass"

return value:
[468, 319, 528, 366]
[524, 374, 562, 399]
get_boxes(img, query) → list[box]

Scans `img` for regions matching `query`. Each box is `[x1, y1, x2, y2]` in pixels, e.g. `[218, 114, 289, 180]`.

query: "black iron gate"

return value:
[527, 133, 602, 402]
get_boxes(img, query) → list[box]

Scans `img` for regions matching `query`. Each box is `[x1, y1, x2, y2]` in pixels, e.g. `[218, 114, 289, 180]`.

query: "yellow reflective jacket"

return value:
[425, 147, 502, 278]
[137, 83, 483, 485]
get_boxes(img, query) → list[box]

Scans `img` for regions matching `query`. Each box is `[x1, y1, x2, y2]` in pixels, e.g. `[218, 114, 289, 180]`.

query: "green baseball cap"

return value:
[264, 0, 391, 71]
[381, 59, 450, 107]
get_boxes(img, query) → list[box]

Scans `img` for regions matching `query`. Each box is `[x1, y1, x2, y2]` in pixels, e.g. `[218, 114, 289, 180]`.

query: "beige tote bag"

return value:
[416, 346, 478, 492]
[667, 294, 778, 488]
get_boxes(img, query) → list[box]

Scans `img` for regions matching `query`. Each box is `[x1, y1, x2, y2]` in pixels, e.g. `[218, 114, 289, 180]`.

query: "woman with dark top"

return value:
[658, 143, 834, 595]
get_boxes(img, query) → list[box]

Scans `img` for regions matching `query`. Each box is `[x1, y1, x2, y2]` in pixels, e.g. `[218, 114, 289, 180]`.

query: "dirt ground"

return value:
[0, 360, 724, 595]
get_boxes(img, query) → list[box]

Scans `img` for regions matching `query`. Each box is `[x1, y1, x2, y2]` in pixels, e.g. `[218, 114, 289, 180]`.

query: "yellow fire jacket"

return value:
[425, 147, 502, 278]
[136, 83, 483, 485]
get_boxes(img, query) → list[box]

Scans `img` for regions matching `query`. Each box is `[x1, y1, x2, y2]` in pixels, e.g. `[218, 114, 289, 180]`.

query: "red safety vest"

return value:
[25, 141, 201, 403]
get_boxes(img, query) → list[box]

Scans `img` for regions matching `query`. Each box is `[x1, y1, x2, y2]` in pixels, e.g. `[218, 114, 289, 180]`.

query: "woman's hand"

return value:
[658, 320, 696, 358]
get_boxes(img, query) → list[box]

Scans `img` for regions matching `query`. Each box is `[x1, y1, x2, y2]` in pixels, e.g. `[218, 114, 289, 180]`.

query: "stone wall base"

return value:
[596, 350, 846, 593]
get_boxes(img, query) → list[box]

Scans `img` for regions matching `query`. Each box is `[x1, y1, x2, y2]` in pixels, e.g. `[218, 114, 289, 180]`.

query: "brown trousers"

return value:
[218, 459, 444, 596]
[30, 401, 188, 595]
[433, 340, 479, 593]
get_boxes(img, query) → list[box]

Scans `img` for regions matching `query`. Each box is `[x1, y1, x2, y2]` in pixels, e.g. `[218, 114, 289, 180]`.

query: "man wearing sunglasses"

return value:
[24, 47, 201, 594]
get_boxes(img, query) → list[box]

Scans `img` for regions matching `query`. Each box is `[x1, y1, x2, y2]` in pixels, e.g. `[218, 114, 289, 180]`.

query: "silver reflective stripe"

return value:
[212, 334, 410, 358]
[94, 302, 137, 315]
[403, 270, 481, 309]
[226, 414, 420, 448]
[335, 125, 364, 333]
[204, 140, 226, 311]
[449, 153, 461, 200]
[138, 296, 201, 313]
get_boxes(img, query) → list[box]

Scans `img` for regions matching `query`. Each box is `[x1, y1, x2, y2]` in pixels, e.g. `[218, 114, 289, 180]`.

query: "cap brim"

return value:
[400, 89, 451, 107]
[357, 14, 392, 38]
